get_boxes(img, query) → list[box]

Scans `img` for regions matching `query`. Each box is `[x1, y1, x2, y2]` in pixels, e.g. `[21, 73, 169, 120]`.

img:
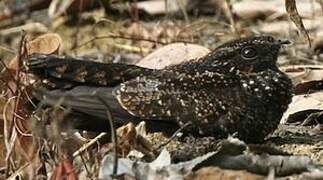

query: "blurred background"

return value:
[0, 0, 322, 65]
[1, 0, 323, 179]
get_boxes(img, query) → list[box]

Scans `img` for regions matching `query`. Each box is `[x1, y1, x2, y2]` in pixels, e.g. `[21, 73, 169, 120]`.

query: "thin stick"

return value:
[223, 0, 239, 37]
[176, 0, 190, 24]
[154, 122, 192, 151]
[79, 153, 91, 177]
[96, 95, 118, 178]
[72, 132, 107, 157]
[5, 32, 26, 177]
[0, 45, 16, 54]
[0, 60, 16, 94]
[72, 34, 166, 50]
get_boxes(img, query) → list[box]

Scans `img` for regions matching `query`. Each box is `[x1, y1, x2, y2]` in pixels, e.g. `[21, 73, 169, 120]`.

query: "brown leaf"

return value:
[281, 92, 323, 124]
[137, 43, 210, 69]
[281, 65, 323, 94]
[285, 0, 311, 47]
[116, 123, 155, 159]
[8, 33, 62, 70]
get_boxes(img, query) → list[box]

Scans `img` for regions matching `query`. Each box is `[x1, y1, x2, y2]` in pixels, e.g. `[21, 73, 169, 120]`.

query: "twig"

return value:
[72, 132, 107, 157]
[4, 32, 26, 177]
[0, 60, 16, 94]
[71, 34, 167, 50]
[112, 43, 150, 54]
[96, 95, 118, 178]
[154, 122, 192, 151]
[79, 153, 91, 177]
[176, 0, 190, 24]
[223, 0, 239, 37]
[0, 45, 16, 54]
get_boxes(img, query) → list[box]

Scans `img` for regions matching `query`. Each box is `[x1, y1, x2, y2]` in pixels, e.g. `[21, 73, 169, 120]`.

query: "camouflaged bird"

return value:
[25, 36, 293, 143]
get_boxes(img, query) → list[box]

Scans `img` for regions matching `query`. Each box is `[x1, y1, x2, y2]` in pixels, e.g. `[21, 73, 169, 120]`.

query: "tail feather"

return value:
[25, 54, 155, 87]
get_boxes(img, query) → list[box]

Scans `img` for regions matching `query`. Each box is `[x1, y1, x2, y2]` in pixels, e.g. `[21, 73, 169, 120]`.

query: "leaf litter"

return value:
[0, 0, 323, 179]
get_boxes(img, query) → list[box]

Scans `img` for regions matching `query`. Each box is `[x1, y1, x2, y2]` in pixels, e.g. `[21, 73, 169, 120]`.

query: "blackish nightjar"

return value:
[24, 36, 293, 143]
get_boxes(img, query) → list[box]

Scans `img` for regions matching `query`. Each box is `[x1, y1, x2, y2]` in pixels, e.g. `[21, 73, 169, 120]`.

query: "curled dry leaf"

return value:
[281, 65, 323, 94]
[285, 0, 311, 47]
[8, 33, 62, 70]
[281, 92, 323, 124]
[114, 123, 155, 159]
[137, 43, 210, 69]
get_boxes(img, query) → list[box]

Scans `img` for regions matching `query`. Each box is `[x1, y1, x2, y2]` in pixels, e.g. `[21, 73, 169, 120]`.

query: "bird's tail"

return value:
[23, 54, 154, 87]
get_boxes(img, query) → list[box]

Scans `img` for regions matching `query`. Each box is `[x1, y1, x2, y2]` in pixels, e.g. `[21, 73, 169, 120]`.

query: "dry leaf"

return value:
[285, 0, 311, 47]
[116, 123, 155, 159]
[281, 92, 323, 124]
[281, 65, 323, 94]
[137, 43, 210, 69]
[8, 33, 62, 70]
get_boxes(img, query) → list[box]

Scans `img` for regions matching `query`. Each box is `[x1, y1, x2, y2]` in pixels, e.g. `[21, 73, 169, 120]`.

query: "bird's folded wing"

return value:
[25, 54, 154, 86]
[113, 75, 237, 126]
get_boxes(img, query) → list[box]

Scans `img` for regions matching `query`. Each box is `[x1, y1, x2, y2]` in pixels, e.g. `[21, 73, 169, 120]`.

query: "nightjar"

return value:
[24, 36, 293, 143]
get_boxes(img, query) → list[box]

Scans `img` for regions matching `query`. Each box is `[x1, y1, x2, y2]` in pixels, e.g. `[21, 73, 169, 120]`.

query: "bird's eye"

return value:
[241, 47, 258, 60]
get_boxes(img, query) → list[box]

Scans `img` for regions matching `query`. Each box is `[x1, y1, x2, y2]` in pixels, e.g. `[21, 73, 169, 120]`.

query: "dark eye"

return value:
[241, 47, 257, 60]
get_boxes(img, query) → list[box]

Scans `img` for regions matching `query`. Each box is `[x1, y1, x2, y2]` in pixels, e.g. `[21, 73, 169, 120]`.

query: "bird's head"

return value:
[203, 36, 290, 73]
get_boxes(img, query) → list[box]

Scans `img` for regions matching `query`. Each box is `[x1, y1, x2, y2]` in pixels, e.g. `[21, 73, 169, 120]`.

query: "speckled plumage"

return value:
[26, 36, 293, 143]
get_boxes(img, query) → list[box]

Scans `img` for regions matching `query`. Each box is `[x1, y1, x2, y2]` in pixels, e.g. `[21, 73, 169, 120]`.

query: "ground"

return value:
[0, 2, 323, 178]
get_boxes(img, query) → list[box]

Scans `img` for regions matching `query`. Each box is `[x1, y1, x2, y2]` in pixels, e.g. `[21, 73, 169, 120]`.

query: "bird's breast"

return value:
[239, 70, 292, 112]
